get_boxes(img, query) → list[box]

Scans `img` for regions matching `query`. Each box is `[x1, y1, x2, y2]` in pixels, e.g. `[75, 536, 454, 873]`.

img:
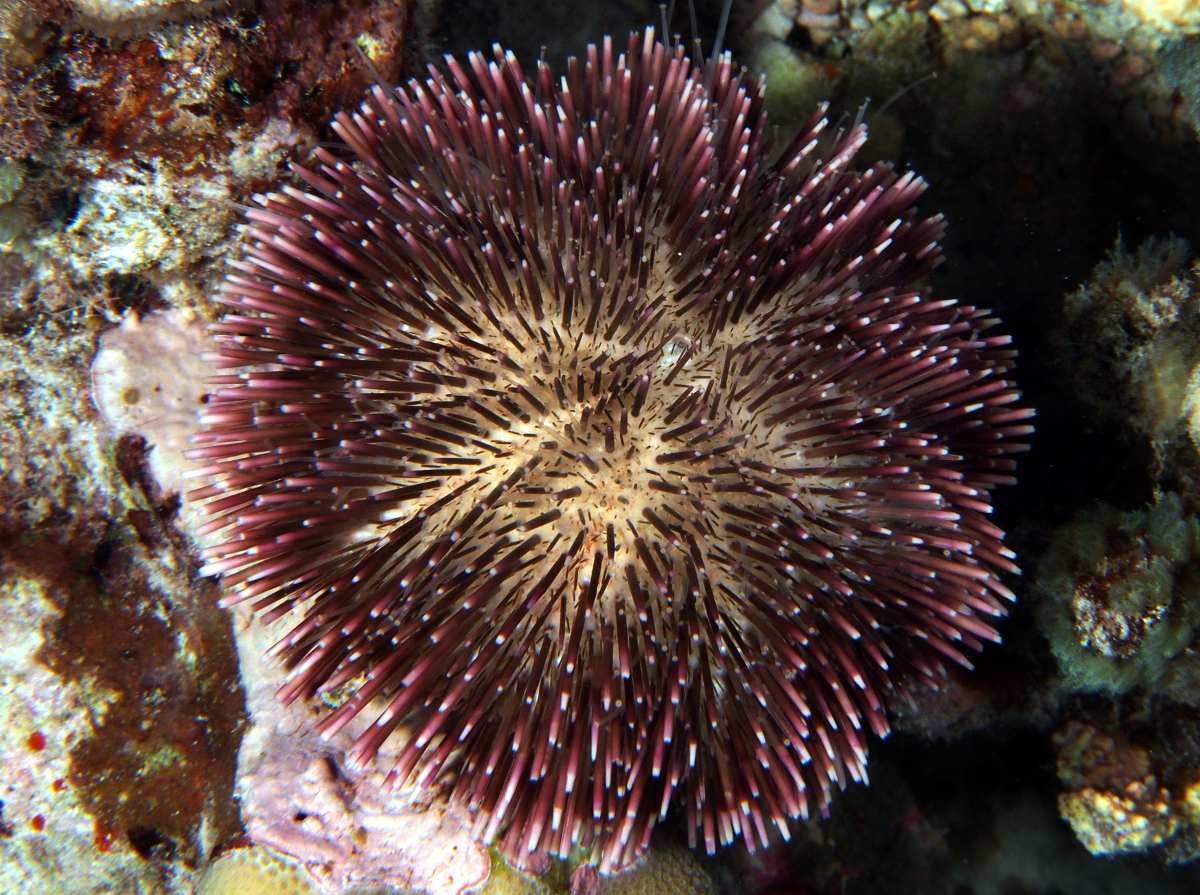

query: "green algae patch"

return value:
[1034, 492, 1200, 694]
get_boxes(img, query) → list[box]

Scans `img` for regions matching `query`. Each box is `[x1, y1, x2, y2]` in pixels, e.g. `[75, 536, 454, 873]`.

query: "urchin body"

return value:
[189, 30, 1030, 873]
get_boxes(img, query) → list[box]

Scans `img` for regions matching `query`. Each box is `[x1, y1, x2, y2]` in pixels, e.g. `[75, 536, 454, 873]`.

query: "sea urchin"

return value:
[187, 29, 1032, 874]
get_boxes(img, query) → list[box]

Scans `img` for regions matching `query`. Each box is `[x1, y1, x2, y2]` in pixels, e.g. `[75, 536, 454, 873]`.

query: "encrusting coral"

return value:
[198, 846, 320, 895]
[217, 576, 489, 895]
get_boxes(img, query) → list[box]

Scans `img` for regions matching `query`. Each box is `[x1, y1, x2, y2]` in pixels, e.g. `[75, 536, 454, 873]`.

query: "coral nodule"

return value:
[186, 28, 1031, 874]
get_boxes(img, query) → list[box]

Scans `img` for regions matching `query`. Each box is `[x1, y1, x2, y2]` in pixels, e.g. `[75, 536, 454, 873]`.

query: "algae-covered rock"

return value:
[477, 857, 550, 895]
[1034, 492, 1200, 693]
[1060, 236, 1200, 489]
[477, 843, 714, 895]
[746, 38, 835, 130]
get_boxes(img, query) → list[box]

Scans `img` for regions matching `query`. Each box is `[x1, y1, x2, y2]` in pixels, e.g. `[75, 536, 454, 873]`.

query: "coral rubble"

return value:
[1055, 713, 1200, 863]
[1056, 718, 1179, 856]
[1036, 234, 1200, 864]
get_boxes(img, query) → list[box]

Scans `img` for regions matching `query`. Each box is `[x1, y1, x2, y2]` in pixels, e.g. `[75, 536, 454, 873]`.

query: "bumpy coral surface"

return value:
[596, 845, 716, 895]
[478, 843, 715, 895]
[197, 846, 319, 895]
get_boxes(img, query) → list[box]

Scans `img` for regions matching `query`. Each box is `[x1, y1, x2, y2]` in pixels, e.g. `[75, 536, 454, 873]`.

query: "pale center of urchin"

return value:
[446, 343, 715, 557]
[367, 300, 835, 636]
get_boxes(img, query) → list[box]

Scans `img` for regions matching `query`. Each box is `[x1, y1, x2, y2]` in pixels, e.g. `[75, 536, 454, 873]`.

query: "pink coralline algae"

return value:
[187, 28, 1032, 873]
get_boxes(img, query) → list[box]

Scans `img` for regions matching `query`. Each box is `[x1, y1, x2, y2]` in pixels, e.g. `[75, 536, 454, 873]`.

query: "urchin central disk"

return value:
[339, 288, 859, 644]
[189, 28, 1030, 875]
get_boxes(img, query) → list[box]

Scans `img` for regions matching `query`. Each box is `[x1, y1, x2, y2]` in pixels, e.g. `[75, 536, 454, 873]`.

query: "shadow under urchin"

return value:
[187, 27, 1032, 874]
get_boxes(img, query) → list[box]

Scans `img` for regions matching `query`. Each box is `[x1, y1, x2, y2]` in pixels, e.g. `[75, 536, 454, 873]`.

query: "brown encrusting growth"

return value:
[29, 511, 246, 865]
[188, 29, 1031, 872]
